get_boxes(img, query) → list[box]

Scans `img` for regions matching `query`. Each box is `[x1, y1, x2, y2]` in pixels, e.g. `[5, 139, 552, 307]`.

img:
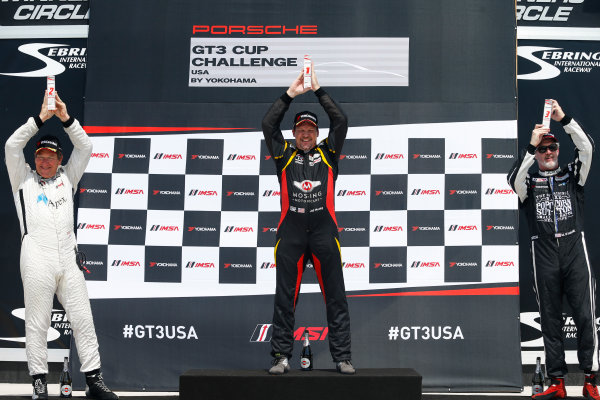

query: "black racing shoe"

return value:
[85, 371, 119, 400]
[32, 374, 48, 400]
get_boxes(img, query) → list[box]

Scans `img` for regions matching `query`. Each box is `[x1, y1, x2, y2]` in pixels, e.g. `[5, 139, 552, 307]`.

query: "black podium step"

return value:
[180, 368, 422, 400]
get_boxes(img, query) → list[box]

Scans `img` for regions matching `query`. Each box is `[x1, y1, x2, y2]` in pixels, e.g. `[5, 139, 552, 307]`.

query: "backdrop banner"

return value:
[72, 0, 520, 391]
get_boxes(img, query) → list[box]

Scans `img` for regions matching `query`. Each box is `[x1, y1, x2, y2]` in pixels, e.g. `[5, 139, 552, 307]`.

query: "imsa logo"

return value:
[111, 260, 141, 267]
[185, 262, 215, 268]
[227, 154, 256, 160]
[343, 263, 365, 269]
[149, 225, 180, 232]
[77, 223, 105, 230]
[410, 261, 440, 268]
[449, 153, 477, 159]
[375, 153, 404, 160]
[188, 189, 218, 196]
[485, 188, 515, 195]
[485, 260, 515, 267]
[411, 189, 440, 195]
[154, 153, 183, 159]
[114, 188, 144, 195]
[448, 225, 478, 231]
[373, 226, 403, 232]
[224, 226, 254, 233]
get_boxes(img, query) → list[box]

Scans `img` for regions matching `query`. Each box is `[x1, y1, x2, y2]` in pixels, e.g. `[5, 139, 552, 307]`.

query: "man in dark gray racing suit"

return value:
[262, 66, 353, 375]
[507, 99, 598, 400]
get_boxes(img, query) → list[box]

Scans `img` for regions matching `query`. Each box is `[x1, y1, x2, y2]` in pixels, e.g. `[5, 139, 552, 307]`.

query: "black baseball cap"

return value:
[36, 135, 62, 154]
[293, 111, 318, 130]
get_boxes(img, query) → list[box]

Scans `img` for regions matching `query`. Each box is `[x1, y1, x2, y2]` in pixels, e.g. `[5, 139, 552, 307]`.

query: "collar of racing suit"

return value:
[538, 167, 560, 177]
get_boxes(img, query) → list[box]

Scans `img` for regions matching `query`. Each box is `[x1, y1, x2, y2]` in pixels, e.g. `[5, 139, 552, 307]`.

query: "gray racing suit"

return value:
[5, 116, 100, 375]
[507, 116, 597, 377]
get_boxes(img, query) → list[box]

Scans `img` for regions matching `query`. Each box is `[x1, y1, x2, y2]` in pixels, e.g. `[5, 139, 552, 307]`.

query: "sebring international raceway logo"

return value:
[0, 308, 70, 343]
[0, 43, 86, 77]
[518, 46, 600, 80]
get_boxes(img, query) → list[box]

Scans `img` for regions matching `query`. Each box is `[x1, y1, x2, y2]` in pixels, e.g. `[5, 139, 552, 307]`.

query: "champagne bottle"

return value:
[532, 357, 544, 395]
[300, 330, 313, 371]
[59, 356, 72, 398]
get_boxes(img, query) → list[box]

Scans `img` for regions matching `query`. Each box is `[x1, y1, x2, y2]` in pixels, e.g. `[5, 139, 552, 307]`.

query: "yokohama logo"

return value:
[337, 227, 367, 232]
[90, 153, 110, 158]
[189, 189, 218, 196]
[149, 262, 178, 267]
[375, 190, 403, 196]
[373, 226, 403, 232]
[79, 188, 108, 194]
[262, 227, 277, 233]
[262, 190, 280, 197]
[85, 261, 104, 266]
[224, 263, 253, 269]
[485, 188, 515, 195]
[77, 223, 105, 230]
[411, 226, 440, 231]
[449, 153, 477, 159]
[187, 226, 217, 232]
[150, 225, 179, 231]
[185, 262, 215, 268]
[374, 263, 403, 268]
[260, 262, 276, 269]
[227, 154, 256, 160]
[448, 262, 478, 267]
[375, 153, 404, 160]
[485, 260, 515, 267]
[224, 226, 254, 232]
[339, 154, 367, 160]
[412, 154, 441, 159]
[226, 191, 255, 196]
[112, 260, 141, 267]
[153, 190, 181, 195]
[113, 225, 142, 231]
[191, 154, 219, 160]
[448, 189, 478, 195]
[337, 190, 367, 196]
[343, 263, 366, 269]
[410, 261, 440, 268]
[486, 153, 514, 159]
[154, 153, 183, 159]
[411, 189, 440, 195]
[448, 225, 478, 231]
[115, 188, 144, 195]
[486, 225, 515, 231]
[118, 153, 146, 159]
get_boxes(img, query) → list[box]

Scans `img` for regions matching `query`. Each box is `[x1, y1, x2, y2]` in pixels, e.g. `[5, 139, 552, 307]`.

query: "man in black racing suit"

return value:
[507, 100, 598, 400]
[262, 66, 353, 375]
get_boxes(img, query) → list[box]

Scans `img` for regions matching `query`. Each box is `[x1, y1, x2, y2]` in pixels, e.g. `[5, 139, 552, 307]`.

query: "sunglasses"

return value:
[537, 143, 559, 153]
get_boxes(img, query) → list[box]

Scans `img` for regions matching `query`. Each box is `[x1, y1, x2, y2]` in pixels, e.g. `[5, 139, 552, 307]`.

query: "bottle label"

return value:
[61, 384, 72, 396]
[301, 357, 311, 368]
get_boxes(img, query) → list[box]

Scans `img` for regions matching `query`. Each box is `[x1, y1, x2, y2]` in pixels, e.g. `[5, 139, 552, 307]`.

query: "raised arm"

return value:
[507, 124, 546, 204]
[5, 118, 39, 193]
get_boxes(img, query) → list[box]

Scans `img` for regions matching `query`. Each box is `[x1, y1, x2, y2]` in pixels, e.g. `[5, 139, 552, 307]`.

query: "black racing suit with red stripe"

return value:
[262, 88, 351, 362]
[507, 116, 598, 377]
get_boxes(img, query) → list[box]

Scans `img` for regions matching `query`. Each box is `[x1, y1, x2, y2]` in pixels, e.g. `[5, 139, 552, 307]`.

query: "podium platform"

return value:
[180, 368, 422, 400]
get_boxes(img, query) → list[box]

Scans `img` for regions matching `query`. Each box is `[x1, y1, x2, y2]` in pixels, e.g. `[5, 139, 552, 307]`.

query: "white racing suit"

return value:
[4, 116, 100, 375]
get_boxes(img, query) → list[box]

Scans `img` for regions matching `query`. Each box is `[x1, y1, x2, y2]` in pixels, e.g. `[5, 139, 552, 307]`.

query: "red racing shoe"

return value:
[584, 374, 600, 400]
[532, 377, 566, 399]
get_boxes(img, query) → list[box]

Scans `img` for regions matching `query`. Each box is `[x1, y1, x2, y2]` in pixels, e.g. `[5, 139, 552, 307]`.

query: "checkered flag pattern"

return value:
[76, 121, 518, 298]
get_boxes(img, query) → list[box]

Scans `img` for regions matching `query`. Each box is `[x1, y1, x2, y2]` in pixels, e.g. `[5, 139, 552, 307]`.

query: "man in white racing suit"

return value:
[5, 92, 118, 400]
